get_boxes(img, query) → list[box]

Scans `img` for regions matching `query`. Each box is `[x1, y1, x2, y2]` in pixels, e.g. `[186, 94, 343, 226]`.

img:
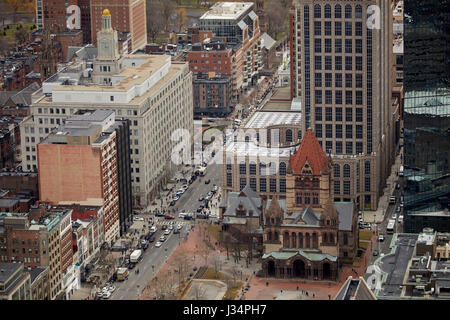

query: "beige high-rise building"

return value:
[289, 1, 398, 210]
[20, 10, 193, 208]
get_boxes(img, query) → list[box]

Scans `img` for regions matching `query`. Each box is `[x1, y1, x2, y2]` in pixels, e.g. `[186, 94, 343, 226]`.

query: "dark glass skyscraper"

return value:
[403, 0, 450, 232]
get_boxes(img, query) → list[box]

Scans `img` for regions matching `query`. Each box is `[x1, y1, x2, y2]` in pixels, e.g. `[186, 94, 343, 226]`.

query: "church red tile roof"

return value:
[290, 129, 329, 175]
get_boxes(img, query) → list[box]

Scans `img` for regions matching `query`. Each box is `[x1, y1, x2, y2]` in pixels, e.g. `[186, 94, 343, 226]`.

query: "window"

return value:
[355, 5, 362, 18]
[110, 96, 114, 102]
[325, 21, 331, 35]
[326, 124, 332, 138]
[314, 4, 321, 18]
[336, 124, 342, 138]
[345, 74, 352, 87]
[325, 107, 332, 121]
[334, 181, 340, 194]
[335, 21, 342, 36]
[334, 164, 340, 178]
[315, 107, 322, 121]
[279, 162, 286, 176]
[356, 125, 363, 139]
[315, 90, 322, 104]
[356, 74, 363, 88]
[315, 124, 322, 138]
[325, 4, 331, 18]
[314, 21, 321, 35]
[269, 162, 277, 175]
[335, 4, 342, 18]
[356, 142, 363, 154]
[336, 107, 342, 121]
[346, 125, 353, 139]
[325, 38, 332, 53]
[260, 162, 266, 175]
[335, 56, 342, 70]
[250, 178, 257, 191]
[315, 73, 322, 87]
[356, 91, 363, 105]
[365, 176, 371, 192]
[343, 164, 351, 177]
[345, 56, 352, 70]
[356, 108, 362, 122]
[286, 129, 292, 142]
[315, 56, 322, 70]
[239, 162, 246, 174]
[345, 22, 352, 36]
[240, 178, 247, 191]
[249, 162, 257, 175]
[345, 4, 352, 18]
[325, 90, 332, 104]
[365, 161, 371, 174]
[335, 73, 342, 87]
[296, 194, 302, 204]
[336, 141, 342, 154]
[298, 130, 302, 141]
[325, 74, 332, 88]
[325, 56, 332, 70]
[279, 179, 286, 193]
[270, 178, 277, 192]
[260, 178, 266, 192]
[314, 39, 321, 53]
[356, 56, 363, 70]
[335, 90, 342, 104]
[346, 142, 353, 154]
[345, 91, 353, 105]
[345, 39, 352, 53]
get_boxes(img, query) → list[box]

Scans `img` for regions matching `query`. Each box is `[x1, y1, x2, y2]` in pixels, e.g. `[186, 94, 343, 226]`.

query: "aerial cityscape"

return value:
[0, 0, 449, 307]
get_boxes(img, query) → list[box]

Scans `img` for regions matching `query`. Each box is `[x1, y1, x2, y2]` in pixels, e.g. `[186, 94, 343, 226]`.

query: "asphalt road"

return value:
[108, 159, 222, 300]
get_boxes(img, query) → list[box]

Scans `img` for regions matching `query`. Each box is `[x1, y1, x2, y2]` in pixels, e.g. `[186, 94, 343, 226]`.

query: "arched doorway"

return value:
[267, 260, 276, 277]
[323, 262, 331, 280]
[293, 260, 306, 278]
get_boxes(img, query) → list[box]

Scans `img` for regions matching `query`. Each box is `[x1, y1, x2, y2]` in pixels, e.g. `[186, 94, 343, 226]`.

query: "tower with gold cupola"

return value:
[92, 9, 124, 85]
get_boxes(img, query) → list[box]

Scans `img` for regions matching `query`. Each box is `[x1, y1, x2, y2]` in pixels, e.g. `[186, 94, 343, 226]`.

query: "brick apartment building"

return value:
[193, 72, 233, 117]
[37, 110, 120, 245]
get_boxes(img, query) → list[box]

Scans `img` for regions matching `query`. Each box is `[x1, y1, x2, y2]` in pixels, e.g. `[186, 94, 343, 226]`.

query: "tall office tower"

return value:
[37, 110, 120, 245]
[21, 10, 193, 208]
[90, 0, 147, 51]
[289, 1, 396, 210]
[403, 0, 450, 233]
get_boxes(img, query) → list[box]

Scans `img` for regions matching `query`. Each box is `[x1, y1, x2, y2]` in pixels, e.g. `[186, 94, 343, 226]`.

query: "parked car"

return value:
[392, 213, 397, 220]
[164, 214, 175, 219]
[161, 225, 167, 230]
[164, 229, 170, 235]
[178, 212, 187, 218]
[102, 291, 111, 299]
[373, 250, 379, 256]
[159, 236, 166, 242]
[128, 263, 136, 270]
[378, 235, 385, 242]
[205, 179, 211, 184]
[169, 201, 176, 206]
[133, 216, 144, 221]
[396, 206, 401, 213]
[150, 226, 157, 233]
[398, 215, 404, 223]
[168, 225, 173, 230]
[155, 241, 162, 248]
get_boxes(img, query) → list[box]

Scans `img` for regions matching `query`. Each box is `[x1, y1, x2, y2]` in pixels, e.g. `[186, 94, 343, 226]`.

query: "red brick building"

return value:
[90, 0, 147, 51]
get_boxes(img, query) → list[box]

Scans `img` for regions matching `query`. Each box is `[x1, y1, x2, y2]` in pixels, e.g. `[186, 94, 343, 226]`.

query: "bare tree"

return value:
[171, 252, 192, 286]
[211, 255, 222, 278]
[14, 27, 28, 45]
[265, 0, 289, 40]
[159, 0, 176, 32]
[175, 8, 188, 33]
[146, 0, 165, 43]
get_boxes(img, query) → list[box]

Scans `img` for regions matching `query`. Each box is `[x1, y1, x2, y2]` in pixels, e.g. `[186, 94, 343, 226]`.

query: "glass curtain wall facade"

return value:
[403, 0, 450, 232]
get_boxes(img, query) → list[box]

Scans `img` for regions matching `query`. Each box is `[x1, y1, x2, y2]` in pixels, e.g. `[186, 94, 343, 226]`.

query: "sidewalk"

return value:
[364, 147, 403, 224]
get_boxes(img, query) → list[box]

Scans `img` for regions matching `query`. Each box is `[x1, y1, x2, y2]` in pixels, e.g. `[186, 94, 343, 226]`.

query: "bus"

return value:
[387, 219, 396, 234]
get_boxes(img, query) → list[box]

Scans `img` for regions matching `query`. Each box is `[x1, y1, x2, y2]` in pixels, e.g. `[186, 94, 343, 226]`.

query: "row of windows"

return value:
[315, 107, 363, 122]
[314, 56, 364, 72]
[233, 162, 287, 176]
[314, 90, 363, 105]
[313, 4, 363, 20]
[315, 124, 364, 139]
[334, 178, 371, 194]
[318, 138, 364, 155]
[226, 174, 286, 193]
[314, 21, 363, 37]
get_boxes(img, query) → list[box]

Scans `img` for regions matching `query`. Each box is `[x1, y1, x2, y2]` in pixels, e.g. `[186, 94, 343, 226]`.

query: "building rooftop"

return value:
[0, 198, 19, 208]
[290, 129, 329, 175]
[27, 266, 47, 284]
[200, 2, 254, 20]
[244, 111, 301, 129]
[335, 277, 377, 300]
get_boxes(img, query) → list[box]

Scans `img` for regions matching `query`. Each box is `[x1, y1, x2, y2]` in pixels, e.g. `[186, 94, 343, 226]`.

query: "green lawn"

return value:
[0, 23, 35, 40]
[223, 281, 243, 300]
[359, 241, 369, 250]
[205, 224, 221, 242]
[202, 267, 223, 280]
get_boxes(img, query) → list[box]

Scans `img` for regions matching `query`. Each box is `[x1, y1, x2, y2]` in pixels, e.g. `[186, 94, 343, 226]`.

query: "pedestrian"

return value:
[266, 281, 269, 287]
[306, 291, 308, 297]
[313, 293, 315, 298]
[328, 294, 331, 300]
